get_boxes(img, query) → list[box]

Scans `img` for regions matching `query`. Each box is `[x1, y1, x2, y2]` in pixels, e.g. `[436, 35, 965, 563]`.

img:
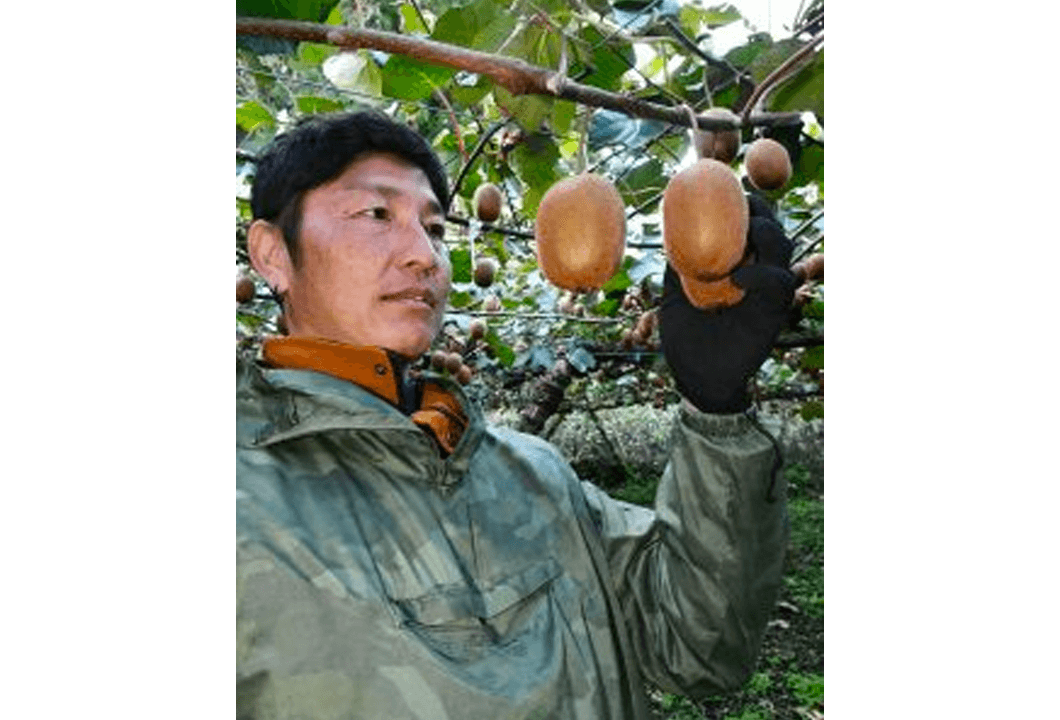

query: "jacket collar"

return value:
[251, 336, 472, 459]
[262, 336, 409, 408]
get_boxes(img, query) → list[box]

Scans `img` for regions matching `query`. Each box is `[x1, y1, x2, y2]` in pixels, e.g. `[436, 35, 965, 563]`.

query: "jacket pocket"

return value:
[388, 558, 563, 665]
[392, 557, 562, 626]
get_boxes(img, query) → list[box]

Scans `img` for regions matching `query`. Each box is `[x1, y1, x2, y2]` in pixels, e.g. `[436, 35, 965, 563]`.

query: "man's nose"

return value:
[397, 221, 442, 274]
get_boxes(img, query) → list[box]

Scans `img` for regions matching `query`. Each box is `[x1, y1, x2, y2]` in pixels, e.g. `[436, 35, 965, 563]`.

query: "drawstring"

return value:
[746, 411, 784, 503]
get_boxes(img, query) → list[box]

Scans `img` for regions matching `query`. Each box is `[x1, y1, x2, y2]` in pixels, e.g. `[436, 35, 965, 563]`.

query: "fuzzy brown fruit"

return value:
[444, 352, 463, 374]
[692, 108, 741, 164]
[663, 158, 748, 283]
[236, 276, 256, 304]
[456, 364, 473, 385]
[473, 183, 503, 223]
[745, 138, 792, 191]
[474, 257, 498, 288]
[791, 253, 824, 283]
[468, 318, 487, 341]
[483, 294, 501, 313]
[430, 350, 448, 371]
[535, 173, 626, 292]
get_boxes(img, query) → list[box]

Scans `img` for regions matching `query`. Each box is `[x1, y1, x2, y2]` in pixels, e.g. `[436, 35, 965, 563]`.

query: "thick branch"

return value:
[236, 18, 802, 131]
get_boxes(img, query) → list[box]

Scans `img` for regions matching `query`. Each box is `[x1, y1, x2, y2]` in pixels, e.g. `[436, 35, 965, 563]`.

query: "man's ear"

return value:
[247, 220, 295, 295]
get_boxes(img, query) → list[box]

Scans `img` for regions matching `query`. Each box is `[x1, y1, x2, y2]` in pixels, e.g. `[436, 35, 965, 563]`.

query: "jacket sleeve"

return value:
[580, 400, 788, 698]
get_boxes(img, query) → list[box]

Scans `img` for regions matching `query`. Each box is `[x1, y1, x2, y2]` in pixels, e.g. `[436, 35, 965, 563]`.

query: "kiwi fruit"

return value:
[430, 350, 448, 371]
[468, 318, 487, 341]
[791, 253, 824, 283]
[474, 257, 498, 288]
[483, 294, 501, 313]
[456, 364, 473, 385]
[444, 352, 463, 374]
[679, 274, 746, 310]
[663, 159, 748, 282]
[473, 183, 503, 223]
[535, 173, 626, 293]
[236, 276, 256, 304]
[745, 138, 792, 191]
[692, 108, 741, 164]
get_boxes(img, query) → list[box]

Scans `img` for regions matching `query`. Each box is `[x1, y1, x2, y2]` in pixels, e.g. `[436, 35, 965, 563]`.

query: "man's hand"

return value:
[659, 194, 799, 414]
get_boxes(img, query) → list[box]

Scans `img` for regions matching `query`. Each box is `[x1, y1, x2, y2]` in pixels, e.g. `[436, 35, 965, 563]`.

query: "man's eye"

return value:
[354, 206, 389, 221]
[426, 224, 446, 241]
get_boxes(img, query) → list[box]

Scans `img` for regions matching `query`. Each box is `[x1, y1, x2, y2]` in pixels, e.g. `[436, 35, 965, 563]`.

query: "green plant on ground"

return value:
[658, 692, 707, 719]
[785, 495, 824, 618]
[612, 470, 658, 506]
[746, 671, 773, 696]
[723, 707, 771, 720]
[786, 672, 824, 707]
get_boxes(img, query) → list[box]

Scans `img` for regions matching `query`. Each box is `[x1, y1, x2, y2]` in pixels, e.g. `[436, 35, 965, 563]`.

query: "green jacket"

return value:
[237, 359, 788, 720]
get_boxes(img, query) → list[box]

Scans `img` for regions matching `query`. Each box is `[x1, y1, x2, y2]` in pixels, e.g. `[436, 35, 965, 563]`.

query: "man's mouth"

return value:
[382, 287, 440, 309]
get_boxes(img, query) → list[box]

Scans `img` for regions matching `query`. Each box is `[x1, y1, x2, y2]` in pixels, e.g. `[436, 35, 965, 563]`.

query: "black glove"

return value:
[659, 194, 799, 414]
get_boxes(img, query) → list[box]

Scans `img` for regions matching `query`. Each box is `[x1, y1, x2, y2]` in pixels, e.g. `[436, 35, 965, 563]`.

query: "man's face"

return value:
[280, 153, 451, 359]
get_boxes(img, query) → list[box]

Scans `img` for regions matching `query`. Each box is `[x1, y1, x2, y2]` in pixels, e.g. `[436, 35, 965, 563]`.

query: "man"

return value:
[237, 110, 798, 719]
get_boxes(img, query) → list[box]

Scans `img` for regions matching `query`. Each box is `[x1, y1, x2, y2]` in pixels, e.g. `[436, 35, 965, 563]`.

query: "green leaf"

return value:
[550, 100, 577, 137]
[324, 3, 343, 24]
[485, 331, 515, 367]
[450, 248, 472, 283]
[295, 95, 344, 114]
[381, 54, 454, 100]
[600, 258, 634, 294]
[617, 157, 665, 206]
[449, 74, 492, 106]
[724, 34, 773, 69]
[789, 142, 823, 190]
[448, 290, 473, 308]
[594, 298, 621, 317]
[236, 0, 339, 22]
[799, 400, 824, 421]
[297, 41, 338, 67]
[323, 51, 383, 97]
[236, 100, 275, 133]
[493, 87, 553, 133]
[575, 25, 634, 91]
[746, 37, 804, 84]
[768, 49, 824, 123]
[801, 345, 824, 370]
[398, 2, 429, 34]
[432, 0, 517, 53]
[509, 134, 561, 216]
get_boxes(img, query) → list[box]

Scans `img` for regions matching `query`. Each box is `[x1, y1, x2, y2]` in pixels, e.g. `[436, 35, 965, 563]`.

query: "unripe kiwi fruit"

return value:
[473, 183, 503, 222]
[692, 108, 741, 164]
[535, 173, 626, 292]
[469, 318, 487, 340]
[474, 257, 498, 288]
[444, 352, 463, 374]
[430, 350, 448, 371]
[236, 276, 256, 304]
[745, 138, 792, 191]
[663, 159, 749, 285]
[456, 364, 473, 385]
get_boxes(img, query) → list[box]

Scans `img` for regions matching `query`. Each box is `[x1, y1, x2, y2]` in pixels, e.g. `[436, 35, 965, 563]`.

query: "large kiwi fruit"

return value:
[745, 138, 793, 191]
[662, 159, 750, 310]
[535, 173, 626, 292]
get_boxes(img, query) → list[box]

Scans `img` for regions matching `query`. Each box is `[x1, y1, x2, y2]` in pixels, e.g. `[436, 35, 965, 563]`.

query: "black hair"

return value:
[250, 111, 450, 265]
